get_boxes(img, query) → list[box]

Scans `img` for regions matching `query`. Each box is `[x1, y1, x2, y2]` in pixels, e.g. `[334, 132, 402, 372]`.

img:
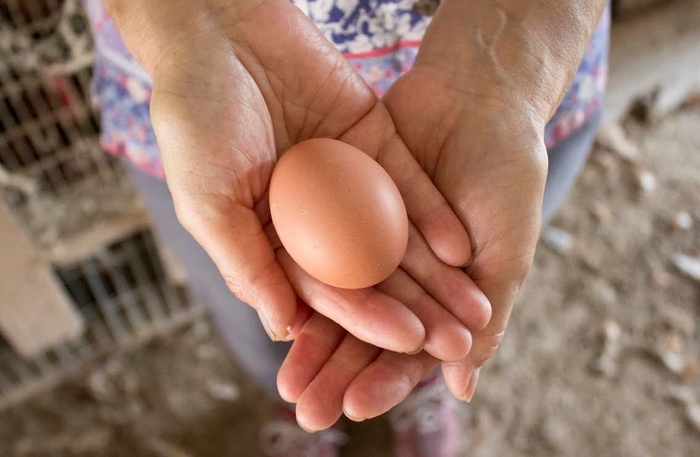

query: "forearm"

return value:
[103, 0, 260, 76]
[417, 0, 608, 125]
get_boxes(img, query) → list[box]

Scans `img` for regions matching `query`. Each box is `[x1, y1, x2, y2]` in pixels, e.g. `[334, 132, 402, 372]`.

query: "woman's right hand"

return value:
[105, 0, 490, 360]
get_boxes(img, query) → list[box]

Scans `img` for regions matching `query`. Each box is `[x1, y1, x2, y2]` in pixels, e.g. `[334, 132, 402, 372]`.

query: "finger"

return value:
[343, 351, 439, 421]
[277, 312, 345, 403]
[278, 250, 426, 354]
[442, 256, 520, 401]
[338, 104, 472, 268]
[402, 224, 491, 332]
[172, 198, 298, 341]
[377, 269, 472, 362]
[296, 335, 381, 431]
[442, 360, 481, 403]
[442, 298, 510, 401]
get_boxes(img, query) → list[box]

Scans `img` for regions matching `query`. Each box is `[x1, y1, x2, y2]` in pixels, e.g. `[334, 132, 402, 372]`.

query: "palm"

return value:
[385, 68, 548, 397]
[149, 0, 381, 337]
[283, 67, 550, 431]
[146, 0, 490, 387]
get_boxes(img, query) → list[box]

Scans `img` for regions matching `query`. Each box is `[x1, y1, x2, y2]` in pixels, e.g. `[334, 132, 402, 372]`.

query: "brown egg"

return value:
[270, 138, 408, 289]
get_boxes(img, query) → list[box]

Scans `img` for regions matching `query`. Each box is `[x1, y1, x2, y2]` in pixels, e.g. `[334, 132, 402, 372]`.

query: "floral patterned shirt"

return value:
[83, 0, 610, 179]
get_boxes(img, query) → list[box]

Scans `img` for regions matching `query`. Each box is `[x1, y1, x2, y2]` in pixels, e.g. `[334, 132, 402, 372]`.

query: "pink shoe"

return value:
[259, 408, 348, 457]
[388, 373, 463, 457]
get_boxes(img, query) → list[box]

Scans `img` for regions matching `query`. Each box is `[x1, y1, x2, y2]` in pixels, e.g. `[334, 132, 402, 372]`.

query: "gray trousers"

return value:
[125, 110, 602, 400]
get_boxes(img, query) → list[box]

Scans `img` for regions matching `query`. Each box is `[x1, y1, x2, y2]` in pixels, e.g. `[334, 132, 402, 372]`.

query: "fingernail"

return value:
[342, 406, 365, 423]
[462, 367, 481, 403]
[406, 341, 426, 355]
[258, 311, 279, 341]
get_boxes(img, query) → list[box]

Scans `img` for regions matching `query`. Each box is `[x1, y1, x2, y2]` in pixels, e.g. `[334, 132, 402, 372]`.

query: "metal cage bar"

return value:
[0, 0, 202, 411]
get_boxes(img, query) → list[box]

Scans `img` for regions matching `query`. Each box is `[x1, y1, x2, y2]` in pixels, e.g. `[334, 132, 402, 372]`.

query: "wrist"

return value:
[416, 0, 607, 123]
[103, 0, 263, 76]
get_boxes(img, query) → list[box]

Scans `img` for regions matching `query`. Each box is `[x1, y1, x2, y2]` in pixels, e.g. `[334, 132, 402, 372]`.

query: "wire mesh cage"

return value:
[0, 0, 201, 411]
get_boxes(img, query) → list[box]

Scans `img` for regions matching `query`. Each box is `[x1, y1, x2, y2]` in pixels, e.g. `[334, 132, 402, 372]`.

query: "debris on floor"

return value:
[640, 75, 700, 122]
[206, 378, 241, 402]
[654, 333, 700, 379]
[595, 123, 640, 162]
[634, 168, 658, 193]
[673, 211, 694, 231]
[672, 253, 700, 282]
[593, 320, 624, 377]
[542, 227, 574, 255]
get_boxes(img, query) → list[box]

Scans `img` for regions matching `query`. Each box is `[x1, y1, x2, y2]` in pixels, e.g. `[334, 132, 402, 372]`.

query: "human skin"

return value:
[279, 0, 609, 431]
[103, 0, 491, 366]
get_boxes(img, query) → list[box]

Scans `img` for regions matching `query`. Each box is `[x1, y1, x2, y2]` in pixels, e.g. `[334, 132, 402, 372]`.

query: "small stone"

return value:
[655, 334, 699, 379]
[660, 351, 687, 374]
[591, 201, 613, 224]
[595, 123, 639, 161]
[593, 320, 623, 377]
[635, 169, 657, 193]
[674, 212, 694, 230]
[644, 76, 700, 121]
[206, 379, 240, 402]
[542, 227, 574, 254]
[672, 253, 700, 282]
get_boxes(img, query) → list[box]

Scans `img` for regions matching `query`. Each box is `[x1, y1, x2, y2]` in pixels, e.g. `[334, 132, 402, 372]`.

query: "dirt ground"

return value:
[0, 105, 699, 456]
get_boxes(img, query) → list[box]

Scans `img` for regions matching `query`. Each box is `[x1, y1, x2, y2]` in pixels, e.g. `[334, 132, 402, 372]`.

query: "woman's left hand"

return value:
[278, 64, 550, 431]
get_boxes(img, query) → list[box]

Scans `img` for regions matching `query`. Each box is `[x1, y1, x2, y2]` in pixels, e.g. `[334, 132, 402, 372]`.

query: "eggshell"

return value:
[269, 138, 408, 289]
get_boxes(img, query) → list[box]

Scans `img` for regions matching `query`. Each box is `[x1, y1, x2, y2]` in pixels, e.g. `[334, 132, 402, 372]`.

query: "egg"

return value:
[269, 138, 408, 289]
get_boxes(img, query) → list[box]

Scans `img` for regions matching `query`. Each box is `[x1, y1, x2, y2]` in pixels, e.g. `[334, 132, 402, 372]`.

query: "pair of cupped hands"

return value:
[112, 0, 549, 432]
